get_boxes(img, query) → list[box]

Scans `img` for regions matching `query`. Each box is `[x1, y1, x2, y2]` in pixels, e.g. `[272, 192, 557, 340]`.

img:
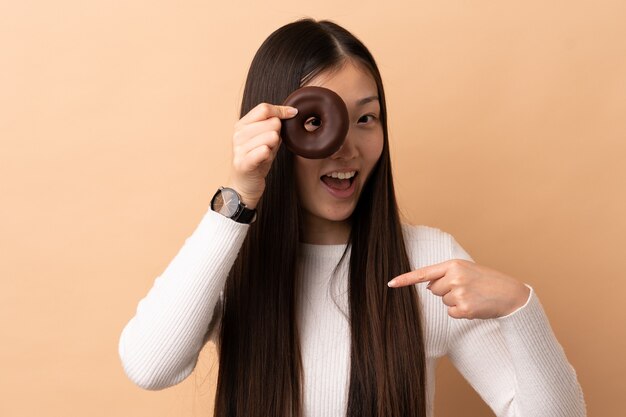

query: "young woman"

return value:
[118, 18, 586, 417]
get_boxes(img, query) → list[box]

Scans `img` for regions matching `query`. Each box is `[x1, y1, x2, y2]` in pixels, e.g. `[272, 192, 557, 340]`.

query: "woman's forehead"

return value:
[304, 64, 378, 107]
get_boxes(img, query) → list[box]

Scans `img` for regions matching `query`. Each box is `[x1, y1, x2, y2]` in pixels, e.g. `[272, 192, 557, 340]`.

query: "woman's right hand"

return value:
[226, 103, 298, 210]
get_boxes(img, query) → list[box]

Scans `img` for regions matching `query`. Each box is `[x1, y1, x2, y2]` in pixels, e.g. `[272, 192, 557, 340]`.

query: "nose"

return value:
[330, 127, 358, 160]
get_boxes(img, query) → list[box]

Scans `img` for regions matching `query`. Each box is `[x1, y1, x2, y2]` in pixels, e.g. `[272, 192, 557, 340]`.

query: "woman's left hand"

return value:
[387, 259, 531, 320]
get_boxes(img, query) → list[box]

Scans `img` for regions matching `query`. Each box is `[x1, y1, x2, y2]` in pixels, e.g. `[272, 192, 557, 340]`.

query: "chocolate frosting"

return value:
[281, 86, 350, 159]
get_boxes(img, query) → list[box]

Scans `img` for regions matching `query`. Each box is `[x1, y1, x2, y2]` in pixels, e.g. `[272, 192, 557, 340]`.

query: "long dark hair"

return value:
[214, 18, 426, 417]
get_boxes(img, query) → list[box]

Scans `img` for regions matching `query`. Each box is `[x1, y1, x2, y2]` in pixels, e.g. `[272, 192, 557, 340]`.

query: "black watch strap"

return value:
[234, 205, 257, 224]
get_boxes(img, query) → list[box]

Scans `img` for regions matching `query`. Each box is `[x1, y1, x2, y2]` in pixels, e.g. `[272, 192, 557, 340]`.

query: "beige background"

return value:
[1, 1, 624, 416]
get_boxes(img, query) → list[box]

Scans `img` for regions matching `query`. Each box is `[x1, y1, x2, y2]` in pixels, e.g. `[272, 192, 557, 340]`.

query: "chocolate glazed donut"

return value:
[280, 86, 350, 159]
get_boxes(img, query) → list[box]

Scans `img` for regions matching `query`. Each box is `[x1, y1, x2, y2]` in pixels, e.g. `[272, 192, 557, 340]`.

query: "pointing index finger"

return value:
[387, 261, 449, 288]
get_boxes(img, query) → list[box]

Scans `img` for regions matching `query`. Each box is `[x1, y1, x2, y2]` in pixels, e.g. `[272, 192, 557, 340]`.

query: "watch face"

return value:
[213, 188, 240, 217]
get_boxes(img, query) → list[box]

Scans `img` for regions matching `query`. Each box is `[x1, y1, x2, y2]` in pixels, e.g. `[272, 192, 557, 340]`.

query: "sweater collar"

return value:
[298, 242, 350, 259]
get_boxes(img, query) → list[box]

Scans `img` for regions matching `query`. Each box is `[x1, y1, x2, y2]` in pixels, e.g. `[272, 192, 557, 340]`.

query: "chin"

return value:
[320, 206, 356, 222]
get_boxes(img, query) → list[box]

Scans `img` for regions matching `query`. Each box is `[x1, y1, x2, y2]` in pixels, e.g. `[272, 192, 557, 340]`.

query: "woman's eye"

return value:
[358, 114, 377, 124]
[304, 116, 322, 132]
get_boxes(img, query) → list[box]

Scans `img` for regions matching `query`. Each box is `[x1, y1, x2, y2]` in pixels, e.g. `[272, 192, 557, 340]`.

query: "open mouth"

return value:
[319, 171, 358, 191]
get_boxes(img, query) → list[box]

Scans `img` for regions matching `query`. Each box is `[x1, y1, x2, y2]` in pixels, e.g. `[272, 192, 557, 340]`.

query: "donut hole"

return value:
[304, 116, 322, 132]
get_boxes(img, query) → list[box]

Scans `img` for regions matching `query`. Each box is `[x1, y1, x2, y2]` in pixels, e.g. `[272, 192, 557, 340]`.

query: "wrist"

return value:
[505, 283, 531, 316]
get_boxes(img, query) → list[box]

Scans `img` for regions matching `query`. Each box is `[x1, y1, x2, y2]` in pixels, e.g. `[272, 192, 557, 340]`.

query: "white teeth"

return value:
[325, 171, 356, 179]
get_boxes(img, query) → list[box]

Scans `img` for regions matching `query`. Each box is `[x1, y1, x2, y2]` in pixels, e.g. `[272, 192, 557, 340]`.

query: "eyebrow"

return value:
[356, 96, 379, 106]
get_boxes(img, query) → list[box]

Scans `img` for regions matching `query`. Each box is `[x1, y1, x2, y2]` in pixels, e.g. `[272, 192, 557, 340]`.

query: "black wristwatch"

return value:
[210, 186, 257, 224]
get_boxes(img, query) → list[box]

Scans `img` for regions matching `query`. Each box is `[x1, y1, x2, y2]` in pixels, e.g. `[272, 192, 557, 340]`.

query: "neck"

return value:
[300, 215, 352, 245]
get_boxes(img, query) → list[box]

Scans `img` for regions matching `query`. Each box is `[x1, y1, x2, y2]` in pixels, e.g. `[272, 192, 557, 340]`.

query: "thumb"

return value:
[277, 105, 298, 119]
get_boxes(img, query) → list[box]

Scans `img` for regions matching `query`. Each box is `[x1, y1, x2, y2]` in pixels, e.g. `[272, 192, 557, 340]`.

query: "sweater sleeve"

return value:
[445, 235, 587, 416]
[118, 206, 250, 390]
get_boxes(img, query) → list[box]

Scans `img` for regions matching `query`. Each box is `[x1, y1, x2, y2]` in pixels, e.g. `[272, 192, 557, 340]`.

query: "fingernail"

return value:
[387, 280, 397, 288]
[287, 107, 298, 116]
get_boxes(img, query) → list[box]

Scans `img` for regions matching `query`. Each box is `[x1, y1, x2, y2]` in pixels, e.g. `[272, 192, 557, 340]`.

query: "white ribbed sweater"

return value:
[118, 206, 587, 417]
